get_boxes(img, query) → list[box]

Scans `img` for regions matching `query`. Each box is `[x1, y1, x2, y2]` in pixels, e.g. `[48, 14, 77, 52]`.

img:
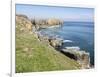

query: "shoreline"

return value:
[16, 14, 93, 69]
[33, 28, 93, 69]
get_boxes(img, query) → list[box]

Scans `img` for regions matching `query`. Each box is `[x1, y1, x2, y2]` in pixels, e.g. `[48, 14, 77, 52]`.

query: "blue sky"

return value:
[16, 4, 94, 22]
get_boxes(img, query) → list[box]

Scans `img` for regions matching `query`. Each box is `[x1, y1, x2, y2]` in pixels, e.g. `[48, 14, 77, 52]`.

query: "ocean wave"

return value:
[63, 40, 73, 43]
[64, 46, 80, 51]
[47, 25, 61, 28]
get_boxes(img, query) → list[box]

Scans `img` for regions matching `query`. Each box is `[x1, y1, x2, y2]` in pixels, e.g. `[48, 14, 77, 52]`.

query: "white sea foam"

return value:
[48, 25, 61, 28]
[63, 40, 73, 43]
[65, 46, 80, 51]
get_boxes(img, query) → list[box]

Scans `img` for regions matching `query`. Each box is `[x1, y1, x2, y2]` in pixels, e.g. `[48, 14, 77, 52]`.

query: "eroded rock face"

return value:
[16, 14, 33, 32]
[37, 32, 63, 48]
[61, 47, 90, 69]
[46, 18, 63, 26]
[80, 52, 90, 69]
[31, 18, 63, 30]
[49, 38, 63, 48]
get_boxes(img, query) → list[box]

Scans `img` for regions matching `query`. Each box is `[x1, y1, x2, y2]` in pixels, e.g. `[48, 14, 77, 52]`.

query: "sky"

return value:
[16, 4, 94, 22]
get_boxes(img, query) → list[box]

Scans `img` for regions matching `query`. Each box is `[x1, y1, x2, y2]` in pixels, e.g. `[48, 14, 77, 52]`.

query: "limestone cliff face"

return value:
[16, 15, 33, 32]
[31, 18, 63, 29]
[46, 18, 63, 26]
[16, 15, 63, 32]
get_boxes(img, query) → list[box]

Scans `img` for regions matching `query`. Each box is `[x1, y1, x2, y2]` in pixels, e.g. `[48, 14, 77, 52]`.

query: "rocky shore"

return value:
[60, 47, 90, 69]
[35, 32, 91, 69]
[31, 18, 63, 30]
[16, 14, 91, 69]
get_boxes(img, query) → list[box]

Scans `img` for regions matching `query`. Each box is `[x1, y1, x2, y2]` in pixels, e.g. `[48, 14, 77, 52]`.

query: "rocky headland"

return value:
[16, 14, 91, 70]
[31, 18, 63, 30]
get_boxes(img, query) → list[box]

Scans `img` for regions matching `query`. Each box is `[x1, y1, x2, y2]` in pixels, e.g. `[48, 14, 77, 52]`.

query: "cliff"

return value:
[16, 14, 33, 32]
[60, 47, 90, 69]
[31, 18, 63, 29]
[46, 18, 63, 25]
[16, 14, 81, 73]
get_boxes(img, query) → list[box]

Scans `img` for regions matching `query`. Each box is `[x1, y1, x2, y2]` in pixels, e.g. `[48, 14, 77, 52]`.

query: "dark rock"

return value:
[60, 47, 90, 69]
[49, 37, 63, 48]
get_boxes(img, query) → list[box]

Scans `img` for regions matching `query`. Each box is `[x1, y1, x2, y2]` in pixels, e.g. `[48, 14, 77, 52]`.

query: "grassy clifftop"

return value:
[16, 15, 81, 73]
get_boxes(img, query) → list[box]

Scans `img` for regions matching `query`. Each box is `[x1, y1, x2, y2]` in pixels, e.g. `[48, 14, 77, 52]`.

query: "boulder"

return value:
[49, 37, 63, 48]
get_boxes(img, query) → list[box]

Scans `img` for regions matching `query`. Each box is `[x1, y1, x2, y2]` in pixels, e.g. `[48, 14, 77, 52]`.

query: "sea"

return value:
[39, 21, 94, 65]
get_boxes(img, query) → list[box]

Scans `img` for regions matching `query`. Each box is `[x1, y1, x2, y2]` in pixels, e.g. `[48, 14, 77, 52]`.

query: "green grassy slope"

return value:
[16, 32, 81, 73]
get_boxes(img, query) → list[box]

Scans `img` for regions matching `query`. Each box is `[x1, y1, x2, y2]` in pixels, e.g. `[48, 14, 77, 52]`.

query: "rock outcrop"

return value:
[16, 14, 33, 32]
[16, 14, 91, 69]
[31, 18, 63, 30]
[46, 18, 63, 26]
[16, 15, 63, 32]
[60, 47, 90, 69]
[37, 32, 63, 47]
[49, 37, 63, 48]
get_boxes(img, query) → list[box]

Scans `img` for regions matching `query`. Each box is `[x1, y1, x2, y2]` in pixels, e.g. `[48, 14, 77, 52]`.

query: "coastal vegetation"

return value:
[16, 14, 90, 73]
[16, 14, 81, 73]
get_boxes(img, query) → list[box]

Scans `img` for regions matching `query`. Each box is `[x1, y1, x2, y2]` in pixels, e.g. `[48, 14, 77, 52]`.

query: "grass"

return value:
[16, 22, 81, 73]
